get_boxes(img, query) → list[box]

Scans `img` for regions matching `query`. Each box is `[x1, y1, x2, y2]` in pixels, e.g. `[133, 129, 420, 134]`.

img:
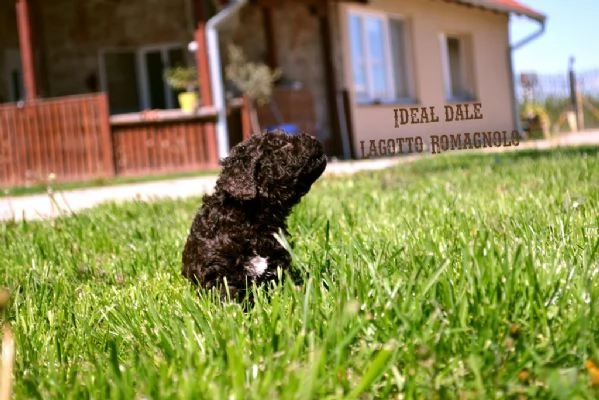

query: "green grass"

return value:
[3, 168, 221, 197]
[1, 146, 599, 399]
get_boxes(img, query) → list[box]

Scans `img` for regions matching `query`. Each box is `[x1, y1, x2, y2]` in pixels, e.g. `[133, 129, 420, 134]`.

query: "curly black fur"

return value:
[181, 130, 327, 303]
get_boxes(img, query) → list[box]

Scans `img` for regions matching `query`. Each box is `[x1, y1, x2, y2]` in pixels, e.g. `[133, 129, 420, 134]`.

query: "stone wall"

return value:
[40, 0, 194, 97]
[219, 2, 331, 142]
[0, 0, 194, 100]
[1, 0, 341, 143]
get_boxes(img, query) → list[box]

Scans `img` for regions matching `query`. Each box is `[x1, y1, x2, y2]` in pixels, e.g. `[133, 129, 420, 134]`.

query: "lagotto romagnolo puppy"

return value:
[181, 130, 327, 303]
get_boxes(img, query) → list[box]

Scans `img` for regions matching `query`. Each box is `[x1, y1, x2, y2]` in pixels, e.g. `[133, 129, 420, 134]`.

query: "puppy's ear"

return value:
[218, 153, 258, 200]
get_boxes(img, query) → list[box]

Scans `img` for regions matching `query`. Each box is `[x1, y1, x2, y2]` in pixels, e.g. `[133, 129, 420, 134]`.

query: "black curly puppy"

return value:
[182, 130, 327, 303]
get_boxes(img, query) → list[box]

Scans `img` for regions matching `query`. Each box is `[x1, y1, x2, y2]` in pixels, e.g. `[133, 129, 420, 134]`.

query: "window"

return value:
[440, 34, 476, 101]
[99, 43, 189, 114]
[348, 10, 412, 104]
[3, 49, 24, 102]
[101, 50, 140, 114]
[138, 45, 186, 110]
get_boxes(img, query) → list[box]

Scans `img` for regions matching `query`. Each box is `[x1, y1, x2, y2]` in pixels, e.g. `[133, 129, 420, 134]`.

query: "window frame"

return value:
[347, 9, 414, 105]
[98, 42, 189, 114]
[98, 46, 140, 115]
[440, 32, 477, 102]
[137, 43, 187, 110]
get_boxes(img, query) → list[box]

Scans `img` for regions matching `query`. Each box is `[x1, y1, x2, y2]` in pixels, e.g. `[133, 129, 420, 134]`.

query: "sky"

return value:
[509, 0, 599, 75]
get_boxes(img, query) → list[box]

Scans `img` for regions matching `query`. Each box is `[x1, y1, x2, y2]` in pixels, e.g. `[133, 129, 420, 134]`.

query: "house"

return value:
[0, 0, 229, 187]
[211, 0, 546, 158]
[0, 0, 545, 187]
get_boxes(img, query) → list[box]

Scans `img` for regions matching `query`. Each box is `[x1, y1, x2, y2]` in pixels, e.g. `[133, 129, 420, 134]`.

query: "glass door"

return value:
[138, 45, 187, 110]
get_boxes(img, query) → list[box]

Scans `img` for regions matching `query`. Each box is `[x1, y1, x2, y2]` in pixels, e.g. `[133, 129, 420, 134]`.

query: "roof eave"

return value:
[445, 0, 546, 24]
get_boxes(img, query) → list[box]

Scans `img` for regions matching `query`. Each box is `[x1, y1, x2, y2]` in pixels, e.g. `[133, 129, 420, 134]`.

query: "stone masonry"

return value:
[1, 0, 194, 100]
[219, 2, 332, 142]
[1, 0, 342, 144]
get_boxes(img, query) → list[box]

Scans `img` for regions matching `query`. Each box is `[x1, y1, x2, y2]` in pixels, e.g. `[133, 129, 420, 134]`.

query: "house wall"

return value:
[0, 0, 194, 100]
[41, 0, 194, 97]
[337, 0, 516, 157]
[219, 2, 330, 142]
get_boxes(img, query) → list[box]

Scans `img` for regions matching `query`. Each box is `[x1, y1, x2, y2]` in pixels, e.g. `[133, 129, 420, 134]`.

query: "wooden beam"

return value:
[29, 0, 50, 97]
[192, 0, 221, 161]
[193, 0, 213, 107]
[16, 0, 37, 102]
[254, 0, 366, 7]
[195, 25, 213, 106]
[241, 96, 252, 140]
[318, 2, 343, 157]
[262, 6, 278, 70]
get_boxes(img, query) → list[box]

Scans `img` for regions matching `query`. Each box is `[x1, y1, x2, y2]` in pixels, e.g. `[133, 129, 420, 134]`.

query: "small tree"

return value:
[521, 101, 551, 139]
[225, 44, 281, 133]
[164, 66, 199, 93]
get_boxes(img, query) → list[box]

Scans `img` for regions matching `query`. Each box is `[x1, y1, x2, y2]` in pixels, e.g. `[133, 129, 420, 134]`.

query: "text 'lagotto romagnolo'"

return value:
[359, 103, 521, 158]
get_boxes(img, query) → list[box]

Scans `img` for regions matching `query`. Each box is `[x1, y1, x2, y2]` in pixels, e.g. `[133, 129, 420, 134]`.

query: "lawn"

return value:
[1, 146, 599, 399]
[3, 168, 221, 198]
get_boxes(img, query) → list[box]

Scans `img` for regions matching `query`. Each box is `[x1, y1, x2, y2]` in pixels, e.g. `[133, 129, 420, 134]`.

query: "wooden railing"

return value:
[110, 108, 219, 176]
[0, 94, 244, 189]
[0, 93, 113, 187]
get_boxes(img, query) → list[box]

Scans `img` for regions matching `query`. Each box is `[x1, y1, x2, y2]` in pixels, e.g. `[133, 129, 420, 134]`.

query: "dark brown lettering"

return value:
[396, 138, 405, 153]
[450, 134, 461, 150]
[501, 130, 511, 147]
[430, 107, 440, 122]
[405, 137, 414, 153]
[455, 104, 465, 121]
[420, 107, 430, 123]
[369, 140, 378, 157]
[410, 108, 420, 124]
[440, 135, 449, 151]
[483, 131, 493, 148]
[378, 139, 387, 155]
[415, 136, 424, 153]
[444, 105, 454, 122]
[511, 130, 520, 146]
[399, 109, 409, 125]
[387, 139, 396, 155]
[493, 131, 502, 147]
[463, 132, 473, 149]
[473, 103, 483, 119]
[473, 132, 481, 148]
[430, 135, 440, 154]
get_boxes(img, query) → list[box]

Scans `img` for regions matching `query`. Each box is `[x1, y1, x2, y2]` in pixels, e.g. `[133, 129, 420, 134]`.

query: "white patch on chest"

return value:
[245, 255, 268, 277]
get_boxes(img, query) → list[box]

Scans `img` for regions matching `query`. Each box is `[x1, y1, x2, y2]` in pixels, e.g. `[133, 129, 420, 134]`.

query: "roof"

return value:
[445, 0, 546, 23]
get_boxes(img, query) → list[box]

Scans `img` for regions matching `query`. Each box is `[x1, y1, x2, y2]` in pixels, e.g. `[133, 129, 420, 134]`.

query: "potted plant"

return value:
[164, 66, 199, 113]
[521, 101, 551, 139]
[225, 44, 281, 133]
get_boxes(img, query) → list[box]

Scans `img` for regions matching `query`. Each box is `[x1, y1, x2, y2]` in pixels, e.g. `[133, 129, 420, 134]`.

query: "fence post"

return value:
[241, 96, 252, 141]
[576, 89, 585, 132]
[16, 0, 37, 102]
[97, 93, 116, 178]
[568, 57, 585, 131]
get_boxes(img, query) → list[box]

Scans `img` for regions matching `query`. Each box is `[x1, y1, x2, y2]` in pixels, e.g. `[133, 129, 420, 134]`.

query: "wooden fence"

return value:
[0, 93, 113, 187]
[0, 93, 228, 189]
[110, 109, 219, 176]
